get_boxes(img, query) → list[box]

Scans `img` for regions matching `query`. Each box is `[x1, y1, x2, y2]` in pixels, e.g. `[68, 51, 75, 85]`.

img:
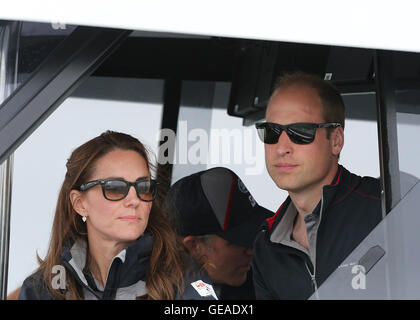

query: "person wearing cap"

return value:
[165, 167, 273, 300]
[252, 72, 383, 299]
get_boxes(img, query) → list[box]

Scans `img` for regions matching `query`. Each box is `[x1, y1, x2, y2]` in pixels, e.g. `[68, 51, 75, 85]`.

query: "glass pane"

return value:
[395, 51, 420, 198]
[0, 20, 76, 107]
[17, 21, 76, 85]
[312, 51, 420, 299]
[0, 21, 20, 103]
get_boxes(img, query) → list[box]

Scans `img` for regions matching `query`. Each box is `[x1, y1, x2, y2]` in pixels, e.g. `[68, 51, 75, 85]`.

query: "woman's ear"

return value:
[69, 190, 87, 217]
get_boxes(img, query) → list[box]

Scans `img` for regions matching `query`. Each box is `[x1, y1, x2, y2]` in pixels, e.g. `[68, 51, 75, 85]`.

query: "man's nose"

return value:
[275, 130, 293, 155]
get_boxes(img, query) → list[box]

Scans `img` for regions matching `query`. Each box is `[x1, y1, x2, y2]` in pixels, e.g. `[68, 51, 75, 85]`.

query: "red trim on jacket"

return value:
[267, 167, 342, 232]
[331, 167, 342, 186]
[267, 202, 285, 232]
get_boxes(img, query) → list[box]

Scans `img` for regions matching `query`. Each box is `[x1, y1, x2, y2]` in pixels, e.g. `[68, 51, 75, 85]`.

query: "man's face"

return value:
[264, 84, 342, 195]
[200, 235, 253, 287]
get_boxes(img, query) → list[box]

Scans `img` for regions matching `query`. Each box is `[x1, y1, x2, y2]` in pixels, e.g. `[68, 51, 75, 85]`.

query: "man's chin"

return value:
[269, 170, 294, 188]
[273, 178, 297, 192]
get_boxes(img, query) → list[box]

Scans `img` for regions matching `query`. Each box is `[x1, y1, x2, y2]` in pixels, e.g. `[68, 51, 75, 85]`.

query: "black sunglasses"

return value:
[255, 122, 341, 145]
[79, 178, 158, 201]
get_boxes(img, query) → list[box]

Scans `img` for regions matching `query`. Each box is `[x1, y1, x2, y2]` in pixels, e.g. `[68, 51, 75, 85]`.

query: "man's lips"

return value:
[274, 163, 297, 172]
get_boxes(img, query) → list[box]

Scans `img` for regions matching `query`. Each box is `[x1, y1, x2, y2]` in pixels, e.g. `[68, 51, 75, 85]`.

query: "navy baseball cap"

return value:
[165, 167, 273, 248]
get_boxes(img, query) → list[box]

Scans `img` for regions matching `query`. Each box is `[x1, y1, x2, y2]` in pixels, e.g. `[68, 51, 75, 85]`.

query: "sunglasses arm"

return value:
[79, 180, 101, 191]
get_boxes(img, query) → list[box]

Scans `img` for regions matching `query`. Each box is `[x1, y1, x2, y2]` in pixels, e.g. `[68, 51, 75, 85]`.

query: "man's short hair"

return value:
[271, 72, 345, 137]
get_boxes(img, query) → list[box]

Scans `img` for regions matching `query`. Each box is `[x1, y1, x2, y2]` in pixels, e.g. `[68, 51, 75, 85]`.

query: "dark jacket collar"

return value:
[267, 165, 346, 233]
[60, 233, 153, 297]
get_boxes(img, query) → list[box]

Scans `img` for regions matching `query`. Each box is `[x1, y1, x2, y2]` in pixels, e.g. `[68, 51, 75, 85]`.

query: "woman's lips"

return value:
[119, 216, 140, 222]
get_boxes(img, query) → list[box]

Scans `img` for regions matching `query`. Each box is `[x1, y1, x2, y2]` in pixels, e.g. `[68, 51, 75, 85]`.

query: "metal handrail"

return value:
[0, 155, 14, 300]
[0, 21, 21, 300]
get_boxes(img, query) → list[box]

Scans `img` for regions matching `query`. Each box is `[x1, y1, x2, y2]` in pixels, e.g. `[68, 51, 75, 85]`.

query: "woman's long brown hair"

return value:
[36, 131, 185, 299]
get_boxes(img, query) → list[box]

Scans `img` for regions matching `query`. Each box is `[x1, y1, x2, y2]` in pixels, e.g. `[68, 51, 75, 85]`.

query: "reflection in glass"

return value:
[395, 51, 420, 199]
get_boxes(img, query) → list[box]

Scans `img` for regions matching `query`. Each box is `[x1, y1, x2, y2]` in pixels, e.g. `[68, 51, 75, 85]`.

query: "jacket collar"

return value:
[60, 233, 153, 296]
[267, 165, 346, 233]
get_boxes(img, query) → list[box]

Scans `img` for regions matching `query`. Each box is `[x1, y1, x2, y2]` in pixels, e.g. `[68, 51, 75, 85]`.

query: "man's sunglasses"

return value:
[79, 178, 158, 201]
[255, 122, 341, 145]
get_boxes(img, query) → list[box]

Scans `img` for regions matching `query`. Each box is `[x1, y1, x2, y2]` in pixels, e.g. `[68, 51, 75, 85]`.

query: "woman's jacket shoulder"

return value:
[19, 270, 53, 300]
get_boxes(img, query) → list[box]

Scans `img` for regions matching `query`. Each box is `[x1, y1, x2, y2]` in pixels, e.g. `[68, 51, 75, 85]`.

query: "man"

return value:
[252, 72, 382, 299]
[165, 167, 272, 300]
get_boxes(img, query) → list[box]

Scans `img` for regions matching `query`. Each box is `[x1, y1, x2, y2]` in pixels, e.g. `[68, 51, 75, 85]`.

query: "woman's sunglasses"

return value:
[79, 178, 158, 201]
[255, 122, 341, 145]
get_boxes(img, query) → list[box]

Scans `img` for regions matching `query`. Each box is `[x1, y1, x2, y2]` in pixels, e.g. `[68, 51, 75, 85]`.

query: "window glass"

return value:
[17, 21, 76, 85]
[394, 51, 420, 198]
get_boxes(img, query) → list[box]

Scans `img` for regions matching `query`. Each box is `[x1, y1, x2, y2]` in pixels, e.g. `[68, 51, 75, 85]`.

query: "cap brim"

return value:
[216, 205, 272, 248]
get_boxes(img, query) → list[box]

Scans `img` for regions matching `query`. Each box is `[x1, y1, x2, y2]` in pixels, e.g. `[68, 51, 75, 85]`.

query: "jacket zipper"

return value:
[305, 191, 325, 300]
[62, 260, 102, 299]
[305, 261, 319, 299]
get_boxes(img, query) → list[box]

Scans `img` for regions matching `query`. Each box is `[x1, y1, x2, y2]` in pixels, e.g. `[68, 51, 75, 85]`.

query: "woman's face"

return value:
[74, 149, 153, 246]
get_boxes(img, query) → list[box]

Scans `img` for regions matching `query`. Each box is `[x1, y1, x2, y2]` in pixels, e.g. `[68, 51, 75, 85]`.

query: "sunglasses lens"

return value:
[135, 180, 156, 201]
[287, 125, 316, 144]
[103, 180, 128, 200]
[257, 124, 281, 144]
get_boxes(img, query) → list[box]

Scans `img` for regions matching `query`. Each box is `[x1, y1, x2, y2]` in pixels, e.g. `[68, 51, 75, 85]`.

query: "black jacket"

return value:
[19, 233, 153, 300]
[252, 165, 382, 300]
[181, 257, 255, 300]
[180, 260, 218, 300]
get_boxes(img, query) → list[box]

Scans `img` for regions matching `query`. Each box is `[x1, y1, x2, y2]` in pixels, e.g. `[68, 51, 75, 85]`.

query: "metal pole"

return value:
[374, 50, 401, 215]
[0, 155, 13, 300]
[0, 21, 21, 300]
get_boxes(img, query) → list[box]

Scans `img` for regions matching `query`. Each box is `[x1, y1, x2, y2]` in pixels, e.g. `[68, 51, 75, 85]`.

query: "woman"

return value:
[19, 131, 186, 299]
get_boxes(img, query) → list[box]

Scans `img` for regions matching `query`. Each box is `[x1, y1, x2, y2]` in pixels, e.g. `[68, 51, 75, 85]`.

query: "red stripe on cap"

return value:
[223, 174, 235, 231]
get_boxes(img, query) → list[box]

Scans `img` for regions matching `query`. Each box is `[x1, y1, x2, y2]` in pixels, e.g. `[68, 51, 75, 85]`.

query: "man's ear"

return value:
[69, 190, 87, 218]
[331, 126, 344, 156]
[183, 236, 203, 259]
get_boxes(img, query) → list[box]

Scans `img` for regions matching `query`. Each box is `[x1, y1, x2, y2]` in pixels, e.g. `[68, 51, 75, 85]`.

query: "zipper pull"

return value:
[311, 275, 318, 291]
[305, 262, 320, 299]
[310, 275, 320, 300]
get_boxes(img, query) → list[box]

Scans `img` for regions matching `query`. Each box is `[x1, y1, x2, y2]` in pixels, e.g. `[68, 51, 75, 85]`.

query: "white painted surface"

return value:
[0, 1, 419, 52]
